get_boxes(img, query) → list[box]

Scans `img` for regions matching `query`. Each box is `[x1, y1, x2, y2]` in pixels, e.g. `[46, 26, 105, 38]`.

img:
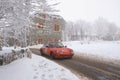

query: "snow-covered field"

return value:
[0, 52, 81, 80]
[64, 41, 120, 65]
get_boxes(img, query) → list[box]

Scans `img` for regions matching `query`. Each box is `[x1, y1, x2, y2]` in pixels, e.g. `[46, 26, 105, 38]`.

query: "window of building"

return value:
[38, 23, 43, 28]
[42, 14, 46, 18]
[54, 24, 59, 31]
[54, 39, 58, 42]
[38, 38, 43, 43]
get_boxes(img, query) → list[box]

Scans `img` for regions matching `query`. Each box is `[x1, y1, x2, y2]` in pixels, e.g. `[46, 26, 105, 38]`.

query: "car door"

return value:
[44, 44, 49, 55]
[46, 44, 53, 56]
[47, 43, 54, 56]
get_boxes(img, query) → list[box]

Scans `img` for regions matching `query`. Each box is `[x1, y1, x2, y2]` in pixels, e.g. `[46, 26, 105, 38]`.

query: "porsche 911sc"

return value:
[40, 42, 74, 59]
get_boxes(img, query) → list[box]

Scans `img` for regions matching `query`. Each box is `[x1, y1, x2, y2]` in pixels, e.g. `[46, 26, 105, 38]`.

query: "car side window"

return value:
[43, 44, 48, 48]
[49, 43, 54, 48]
[45, 44, 49, 48]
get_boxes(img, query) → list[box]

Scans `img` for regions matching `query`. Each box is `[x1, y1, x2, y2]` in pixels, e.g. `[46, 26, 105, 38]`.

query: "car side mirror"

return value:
[65, 46, 67, 48]
[46, 45, 49, 48]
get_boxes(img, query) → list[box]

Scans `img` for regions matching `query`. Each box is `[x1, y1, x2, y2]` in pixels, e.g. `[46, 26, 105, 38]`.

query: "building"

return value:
[32, 13, 65, 44]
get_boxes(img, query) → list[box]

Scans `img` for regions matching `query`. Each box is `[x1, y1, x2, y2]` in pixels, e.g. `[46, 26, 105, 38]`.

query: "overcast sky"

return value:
[56, 0, 120, 27]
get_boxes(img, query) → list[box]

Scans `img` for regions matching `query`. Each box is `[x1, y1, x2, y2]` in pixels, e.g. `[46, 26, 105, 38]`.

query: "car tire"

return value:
[50, 52, 55, 59]
[69, 57, 72, 59]
[40, 50, 44, 56]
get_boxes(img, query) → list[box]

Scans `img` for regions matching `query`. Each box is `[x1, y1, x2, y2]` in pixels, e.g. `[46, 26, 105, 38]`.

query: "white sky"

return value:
[56, 0, 120, 27]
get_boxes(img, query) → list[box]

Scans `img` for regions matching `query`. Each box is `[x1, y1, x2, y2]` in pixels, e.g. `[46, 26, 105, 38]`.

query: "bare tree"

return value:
[64, 17, 119, 41]
[94, 17, 118, 40]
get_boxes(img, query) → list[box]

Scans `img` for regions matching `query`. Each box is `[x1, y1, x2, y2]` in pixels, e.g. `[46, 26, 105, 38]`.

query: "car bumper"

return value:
[55, 53, 74, 59]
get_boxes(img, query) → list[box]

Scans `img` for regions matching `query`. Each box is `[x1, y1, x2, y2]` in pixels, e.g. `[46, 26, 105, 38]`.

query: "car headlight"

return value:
[56, 50, 59, 54]
[56, 50, 64, 54]
[61, 50, 64, 54]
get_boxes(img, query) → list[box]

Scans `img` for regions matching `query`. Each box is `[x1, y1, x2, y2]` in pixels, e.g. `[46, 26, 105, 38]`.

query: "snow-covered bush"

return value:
[0, 48, 32, 65]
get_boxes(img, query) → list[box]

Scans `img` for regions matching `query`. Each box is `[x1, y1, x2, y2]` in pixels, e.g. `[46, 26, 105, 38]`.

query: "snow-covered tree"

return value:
[0, 0, 31, 47]
[65, 20, 93, 41]
[64, 17, 119, 41]
[0, 0, 59, 47]
[30, 0, 59, 15]
[94, 17, 118, 40]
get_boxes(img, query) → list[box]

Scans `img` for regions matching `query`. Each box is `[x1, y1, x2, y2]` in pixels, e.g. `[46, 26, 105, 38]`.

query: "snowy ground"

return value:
[1, 41, 120, 80]
[64, 41, 120, 66]
[0, 51, 81, 80]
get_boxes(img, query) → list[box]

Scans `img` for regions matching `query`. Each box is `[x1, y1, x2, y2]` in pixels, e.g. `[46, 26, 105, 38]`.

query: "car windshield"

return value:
[49, 42, 64, 47]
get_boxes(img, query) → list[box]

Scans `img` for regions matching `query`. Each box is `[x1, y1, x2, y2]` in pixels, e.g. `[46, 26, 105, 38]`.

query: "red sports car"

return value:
[40, 42, 74, 59]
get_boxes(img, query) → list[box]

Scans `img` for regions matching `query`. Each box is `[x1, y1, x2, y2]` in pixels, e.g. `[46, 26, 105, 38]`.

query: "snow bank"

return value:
[0, 47, 13, 55]
[0, 54, 81, 80]
[0, 47, 27, 55]
[28, 44, 43, 49]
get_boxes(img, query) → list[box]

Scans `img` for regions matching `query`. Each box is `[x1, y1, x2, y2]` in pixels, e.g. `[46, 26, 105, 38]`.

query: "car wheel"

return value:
[50, 52, 55, 59]
[40, 50, 44, 56]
